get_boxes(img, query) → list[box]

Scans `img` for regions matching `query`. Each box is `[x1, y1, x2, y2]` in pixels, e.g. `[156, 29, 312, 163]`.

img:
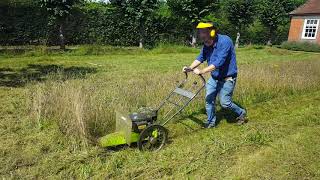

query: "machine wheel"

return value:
[137, 125, 168, 151]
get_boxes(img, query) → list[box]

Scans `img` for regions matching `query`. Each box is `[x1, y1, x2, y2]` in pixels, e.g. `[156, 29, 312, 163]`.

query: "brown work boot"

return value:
[236, 112, 247, 125]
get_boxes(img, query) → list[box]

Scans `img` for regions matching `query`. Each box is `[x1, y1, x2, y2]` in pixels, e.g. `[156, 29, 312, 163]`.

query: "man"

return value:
[183, 22, 247, 128]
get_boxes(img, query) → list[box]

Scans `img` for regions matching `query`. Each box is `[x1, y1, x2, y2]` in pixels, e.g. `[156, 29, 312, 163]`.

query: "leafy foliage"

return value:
[40, 0, 84, 49]
[40, 0, 81, 17]
[224, 0, 257, 31]
[258, 0, 305, 44]
[0, 0, 49, 45]
[110, 0, 161, 48]
[167, 0, 219, 25]
[0, 0, 310, 46]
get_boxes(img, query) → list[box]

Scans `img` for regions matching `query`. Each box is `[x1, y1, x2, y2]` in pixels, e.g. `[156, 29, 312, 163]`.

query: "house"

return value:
[288, 0, 320, 44]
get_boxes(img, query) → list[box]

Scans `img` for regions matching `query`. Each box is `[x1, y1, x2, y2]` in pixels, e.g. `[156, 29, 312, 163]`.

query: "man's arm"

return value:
[183, 46, 215, 74]
[189, 60, 202, 69]
[193, 65, 216, 75]
[183, 46, 205, 72]
[195, 64, 215, 74]
[182, 60, 202, 72]
[183, 59, 206, 72]
[185, 61, 215, 75]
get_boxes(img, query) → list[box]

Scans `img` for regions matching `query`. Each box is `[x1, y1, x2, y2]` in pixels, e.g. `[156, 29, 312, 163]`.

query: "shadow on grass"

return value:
[102, 103, 247, 152]
[0, 64, 97, 87]
[182, 102, 246, 127]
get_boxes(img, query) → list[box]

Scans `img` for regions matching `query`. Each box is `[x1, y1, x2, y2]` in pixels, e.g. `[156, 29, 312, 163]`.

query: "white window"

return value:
[302, 19, 319, 39]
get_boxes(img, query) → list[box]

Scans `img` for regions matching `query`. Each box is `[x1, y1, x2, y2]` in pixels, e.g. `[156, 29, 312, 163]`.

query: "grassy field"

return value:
[0, 46, 320, 179]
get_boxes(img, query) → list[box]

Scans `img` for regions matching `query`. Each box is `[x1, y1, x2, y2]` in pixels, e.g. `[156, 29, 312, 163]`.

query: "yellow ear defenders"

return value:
[196, 22, 216, 37]
[210, 29, 216, 37]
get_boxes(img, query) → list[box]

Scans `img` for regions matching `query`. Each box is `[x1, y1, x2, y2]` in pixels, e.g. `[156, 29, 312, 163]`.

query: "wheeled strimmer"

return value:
[98, 68, 206, 151]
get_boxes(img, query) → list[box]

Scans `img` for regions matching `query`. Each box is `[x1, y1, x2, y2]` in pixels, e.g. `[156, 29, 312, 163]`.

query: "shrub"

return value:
[280, 41, 320, 52]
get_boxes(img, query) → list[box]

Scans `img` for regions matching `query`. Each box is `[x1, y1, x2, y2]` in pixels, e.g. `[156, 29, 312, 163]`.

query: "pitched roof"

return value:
[290, 0, 320, 15]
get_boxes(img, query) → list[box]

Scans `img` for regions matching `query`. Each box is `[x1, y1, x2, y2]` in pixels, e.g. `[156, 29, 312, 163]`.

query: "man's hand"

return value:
[184, 60, 202, 73]
[182, 66, 189, 72]
[193, 68, 202, 75]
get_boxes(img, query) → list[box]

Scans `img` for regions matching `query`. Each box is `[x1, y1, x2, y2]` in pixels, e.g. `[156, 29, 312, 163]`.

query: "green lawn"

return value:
[0, 46, 320, 179]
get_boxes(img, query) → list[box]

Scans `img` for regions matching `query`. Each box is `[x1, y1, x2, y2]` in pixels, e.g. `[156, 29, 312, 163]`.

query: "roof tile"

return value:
[290, 0, 320, 15]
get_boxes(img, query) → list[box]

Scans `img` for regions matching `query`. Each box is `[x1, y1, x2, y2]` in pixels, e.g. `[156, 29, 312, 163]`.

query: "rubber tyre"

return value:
[137, 125, 168, 151]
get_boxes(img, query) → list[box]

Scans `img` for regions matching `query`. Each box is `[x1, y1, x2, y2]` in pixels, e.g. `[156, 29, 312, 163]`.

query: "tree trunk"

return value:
[267, 39, 272, 46]
[139, 38, 143, 48]
[58, 21, 65, 50]
[267, 27, 274, 46]
[191, 34, 197, 48]
[235, 32, 240, 48]
[190, 29, 197, 48]
[139, 21, 144, 49]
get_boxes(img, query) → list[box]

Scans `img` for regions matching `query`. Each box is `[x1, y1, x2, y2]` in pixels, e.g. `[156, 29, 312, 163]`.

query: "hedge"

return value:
[280, 41, 320, 52]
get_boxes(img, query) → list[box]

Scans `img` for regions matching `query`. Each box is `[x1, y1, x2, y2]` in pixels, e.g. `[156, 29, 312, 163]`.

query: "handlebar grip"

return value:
[183, 67, 206, 85]
[184, 67, 194, 73]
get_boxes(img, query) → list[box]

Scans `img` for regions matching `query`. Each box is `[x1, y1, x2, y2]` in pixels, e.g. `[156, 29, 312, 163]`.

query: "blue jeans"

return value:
[205, 77, 245, 125]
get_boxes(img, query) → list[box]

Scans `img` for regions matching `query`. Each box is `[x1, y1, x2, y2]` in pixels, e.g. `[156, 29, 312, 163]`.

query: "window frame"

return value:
[301, 19, 320, 40]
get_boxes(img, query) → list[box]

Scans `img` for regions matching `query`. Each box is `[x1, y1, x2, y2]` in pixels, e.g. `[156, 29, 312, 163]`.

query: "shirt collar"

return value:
[212, 34, 219, 48]
[204, 34, 219, 49]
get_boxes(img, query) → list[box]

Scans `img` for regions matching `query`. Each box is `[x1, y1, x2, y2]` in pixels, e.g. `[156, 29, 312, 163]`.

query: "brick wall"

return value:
[288, 18, 304, 42]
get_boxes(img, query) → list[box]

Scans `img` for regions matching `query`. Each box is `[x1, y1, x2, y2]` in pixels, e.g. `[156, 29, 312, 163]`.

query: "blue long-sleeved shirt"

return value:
[196, 34, 238, 80]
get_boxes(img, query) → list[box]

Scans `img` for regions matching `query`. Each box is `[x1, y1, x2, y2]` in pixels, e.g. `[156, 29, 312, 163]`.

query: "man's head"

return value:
[196, 22, 217, 46]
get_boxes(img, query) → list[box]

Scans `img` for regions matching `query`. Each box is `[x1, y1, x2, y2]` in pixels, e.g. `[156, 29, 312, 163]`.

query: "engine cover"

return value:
[129, 107, 157, 122]
[129, 107, 158, 133]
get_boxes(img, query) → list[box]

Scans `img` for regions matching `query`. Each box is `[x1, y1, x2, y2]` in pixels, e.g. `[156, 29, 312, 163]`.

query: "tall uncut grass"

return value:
[28, 60, 320, 147]
[29, 79, 111, 148]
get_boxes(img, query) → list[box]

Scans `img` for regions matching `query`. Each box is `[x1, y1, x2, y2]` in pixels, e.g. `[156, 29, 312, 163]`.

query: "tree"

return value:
[258, 0, 304, 45]
[40, 0, 83, 50]
[167, 0, 219, 47]
[110, 0, 160, 48]
[224, 0, 257, 48]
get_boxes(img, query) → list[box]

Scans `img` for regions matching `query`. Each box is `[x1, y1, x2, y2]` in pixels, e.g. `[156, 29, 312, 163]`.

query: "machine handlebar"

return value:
[183, 67, 206, 85]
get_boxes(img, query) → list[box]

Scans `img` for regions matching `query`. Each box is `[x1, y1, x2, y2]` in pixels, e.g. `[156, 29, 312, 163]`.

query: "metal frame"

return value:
[156, 69, 206, 126]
